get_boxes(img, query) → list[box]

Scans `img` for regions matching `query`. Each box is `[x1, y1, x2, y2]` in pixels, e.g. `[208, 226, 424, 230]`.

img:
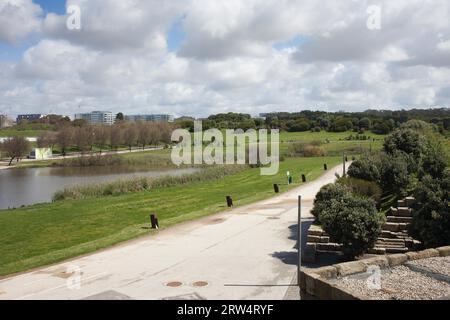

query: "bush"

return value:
[319, 193, 385, 257]
[337, 177, 382, 205]
[379, 153, 411, 195]
[311, 183, 347, 220]
[347, 157, 381, 183]
[410, 171, 450, 248]
[287, 143, 326, 157]
[384, 128, 425, 159]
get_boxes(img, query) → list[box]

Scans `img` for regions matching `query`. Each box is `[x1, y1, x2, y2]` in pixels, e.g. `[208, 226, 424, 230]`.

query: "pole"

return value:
[297, 195, 302, 290]
[343, 153, 346, 176]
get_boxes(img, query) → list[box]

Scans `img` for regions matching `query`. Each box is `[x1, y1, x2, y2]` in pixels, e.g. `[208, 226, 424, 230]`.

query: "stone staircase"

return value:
[370, 197, 421, 254]
[303, 197, 422, 262]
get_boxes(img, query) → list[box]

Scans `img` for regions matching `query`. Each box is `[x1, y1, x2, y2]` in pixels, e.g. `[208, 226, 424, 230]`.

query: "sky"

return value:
[0, 0, 449, 118]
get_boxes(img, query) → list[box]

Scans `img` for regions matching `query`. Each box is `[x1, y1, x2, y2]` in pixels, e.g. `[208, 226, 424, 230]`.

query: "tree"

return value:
[287, 118, 311, 132]
[109, 125, 122, 151]
[420, 138, 448, 179]
[74, 126, 92, 153]
[37, 131, 56, 149]
[347, 157, 381, 183]
[319, 193, 385, 257]
[1, 136, 31, 166]
[137, 122, 151, 150]
[358, 117, 371, 130]
[379, 153, 410, 195]
[94, 126, 109, 154]
[311, 183, 347, 220]
[410, 170, 450, 248]
[55, 126, 73, 156]
[123, 124, 138, 151]
[116, 112, 124, 121]
[384, 128, 425, 159]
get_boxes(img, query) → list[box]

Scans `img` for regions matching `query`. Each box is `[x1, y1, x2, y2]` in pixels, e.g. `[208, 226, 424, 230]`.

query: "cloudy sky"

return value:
[0, 0, 449, 118]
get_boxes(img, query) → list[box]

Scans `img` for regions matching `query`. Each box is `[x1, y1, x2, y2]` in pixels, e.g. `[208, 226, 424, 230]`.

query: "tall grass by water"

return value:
[53, 165, 247, 201]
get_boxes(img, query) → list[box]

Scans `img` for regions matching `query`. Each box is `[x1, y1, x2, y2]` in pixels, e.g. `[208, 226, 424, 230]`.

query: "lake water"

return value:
[0, 166, 200, 210]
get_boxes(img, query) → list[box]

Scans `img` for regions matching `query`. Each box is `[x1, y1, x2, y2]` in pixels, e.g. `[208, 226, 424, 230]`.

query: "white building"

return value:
[125, 114, 174, 122]
[0, 114, 12, 128]
[75, 111, 115, 125]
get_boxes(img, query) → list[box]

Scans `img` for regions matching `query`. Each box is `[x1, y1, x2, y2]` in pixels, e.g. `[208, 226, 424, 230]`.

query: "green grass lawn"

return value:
[0, 156, 341, 276]
[0, 129, 48, 137]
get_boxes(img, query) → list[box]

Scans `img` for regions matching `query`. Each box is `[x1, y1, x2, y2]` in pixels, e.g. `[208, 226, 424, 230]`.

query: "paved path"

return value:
[0, 164, 344, 300]
[0, 147, 164, 170]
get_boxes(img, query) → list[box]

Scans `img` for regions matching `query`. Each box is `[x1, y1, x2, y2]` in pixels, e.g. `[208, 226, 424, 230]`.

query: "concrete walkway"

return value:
[0, 164, 345, 300]
[0, 146, 164, 170]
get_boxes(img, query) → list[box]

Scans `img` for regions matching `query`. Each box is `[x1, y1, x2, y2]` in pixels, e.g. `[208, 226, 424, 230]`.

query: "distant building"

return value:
[29, 148, 53, 160]
[0, 114, 13, 128]
[125, 114, 174, 123]
[74, 111, 115, 125]
[16, 114, 43, 123]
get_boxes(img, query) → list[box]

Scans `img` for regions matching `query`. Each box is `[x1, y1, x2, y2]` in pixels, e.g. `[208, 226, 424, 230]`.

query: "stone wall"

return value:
[299, 246, 450, 300]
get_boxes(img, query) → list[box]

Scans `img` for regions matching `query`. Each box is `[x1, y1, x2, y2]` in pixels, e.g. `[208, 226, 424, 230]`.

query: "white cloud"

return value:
[1, 0, 450, 118]
[0, 0, 42, 44]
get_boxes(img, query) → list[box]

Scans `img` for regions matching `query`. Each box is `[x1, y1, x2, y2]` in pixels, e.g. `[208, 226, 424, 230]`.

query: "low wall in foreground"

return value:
[300, 246, 450, 300]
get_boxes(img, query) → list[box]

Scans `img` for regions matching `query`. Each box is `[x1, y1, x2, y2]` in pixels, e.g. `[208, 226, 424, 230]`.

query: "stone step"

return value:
[385, 247, 409, 254]
[381, 230, 409, 239]
[377, 237, 406, 244]
[368, 247, 386, 255]
[307, 235, 330, 243]
[308, 225, 325, 236]
[382, 222, 410, 232]
[397, 200, 407, 207]
[387, 216, 413, 223]
[404, 197, 416, 207]
[396, 207, 413, 217]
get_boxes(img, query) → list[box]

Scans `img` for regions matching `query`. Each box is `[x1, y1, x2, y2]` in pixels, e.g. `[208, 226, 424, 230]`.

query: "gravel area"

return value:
[409, 256, 450, 277]
[335, 266, 450, 300]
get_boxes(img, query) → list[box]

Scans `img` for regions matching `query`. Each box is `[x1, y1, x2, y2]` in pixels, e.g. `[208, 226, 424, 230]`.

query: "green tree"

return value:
[383, 128, 425, 159]
[116, 112, 124, 121]
[410, 171, 450, 248]
[319, 193, 385, 257]
[311, 183, 347, 220]
[347, 157, 381, 183]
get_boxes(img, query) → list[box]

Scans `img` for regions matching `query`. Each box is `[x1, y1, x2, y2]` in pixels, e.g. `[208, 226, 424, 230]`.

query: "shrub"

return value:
[337, 177, 382, 205]
[311, 183, 347, 220]
[410, 170, 450, 248]
[347, 157, 381, 183]
[420, 138, 448, 179]
[379, 153, 411, 195]
[383, 128, 426, 159]
[319, 194, 385, 257]
[287, 143, 326, 157]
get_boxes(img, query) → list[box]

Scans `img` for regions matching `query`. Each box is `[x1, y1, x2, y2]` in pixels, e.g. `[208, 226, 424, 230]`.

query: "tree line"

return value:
[0, 122, 174, 165]
[173, 108, 450, 135]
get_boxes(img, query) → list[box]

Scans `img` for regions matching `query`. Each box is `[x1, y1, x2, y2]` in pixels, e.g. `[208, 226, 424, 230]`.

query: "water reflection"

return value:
[0, 166, 200, 210]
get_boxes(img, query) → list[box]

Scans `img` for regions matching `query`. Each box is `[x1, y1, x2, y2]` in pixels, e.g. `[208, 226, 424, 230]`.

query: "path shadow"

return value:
[271, 219, 350, 268]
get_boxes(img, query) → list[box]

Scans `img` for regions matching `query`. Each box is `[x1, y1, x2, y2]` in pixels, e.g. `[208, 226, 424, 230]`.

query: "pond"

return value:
[0, 166, 200, 210]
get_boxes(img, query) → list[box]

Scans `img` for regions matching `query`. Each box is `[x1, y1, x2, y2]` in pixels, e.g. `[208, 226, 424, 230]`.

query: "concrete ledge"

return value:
[406, 248, 440, 261]
[361, 256, 389, 268]
[437, 246, 450, 257]
[387, 253, 408, 267]
[336, 261, 367, 277]
[299, 246, 445, 300]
